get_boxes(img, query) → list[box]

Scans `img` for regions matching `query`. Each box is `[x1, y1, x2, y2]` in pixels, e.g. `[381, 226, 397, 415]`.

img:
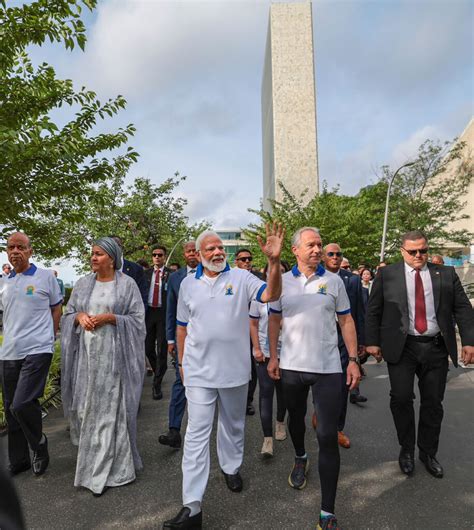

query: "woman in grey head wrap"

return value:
[60, 237, 146, 496]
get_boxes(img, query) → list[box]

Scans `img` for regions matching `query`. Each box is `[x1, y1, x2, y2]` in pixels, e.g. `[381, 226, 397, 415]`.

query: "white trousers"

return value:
[182, 384, 248, 506]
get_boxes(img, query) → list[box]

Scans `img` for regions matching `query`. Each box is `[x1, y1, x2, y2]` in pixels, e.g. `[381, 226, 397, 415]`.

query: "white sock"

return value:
[296, 453, 307, 460]
[184, 502, 201, 517]
[321, 510, 334, 518]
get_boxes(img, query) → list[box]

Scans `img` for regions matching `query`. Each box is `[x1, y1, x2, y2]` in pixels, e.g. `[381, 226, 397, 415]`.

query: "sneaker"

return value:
[317, 515, 341, 529]
[275, 421, 287, 441]
[288, 456, 309, 490]
[261, 437, 273, 457]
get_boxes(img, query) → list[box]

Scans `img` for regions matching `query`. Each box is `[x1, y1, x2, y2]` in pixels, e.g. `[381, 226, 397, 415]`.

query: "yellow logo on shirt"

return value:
[224, 284, 234, 296]
[317, 283, 327, 295]
[26, 285, 35, 296]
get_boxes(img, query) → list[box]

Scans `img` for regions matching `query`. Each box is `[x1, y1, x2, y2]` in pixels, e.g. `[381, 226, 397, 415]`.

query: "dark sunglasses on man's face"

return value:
[326, 251, 342, 258]
[237, 256, 252, 263]
[153, 253, 164, 258]
[402, 247, 428, 257]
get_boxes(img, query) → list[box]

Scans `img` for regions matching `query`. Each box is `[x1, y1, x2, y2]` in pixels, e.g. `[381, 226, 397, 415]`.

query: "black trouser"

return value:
[387, 335, 449, 456]
[0, 354, 52, 466]
[256, 359, 286, 437]
[281, 369, 341, 514]
[337, 342, 360, 432]
[247, 350, 257, 406]
[145, 307, 167, 390]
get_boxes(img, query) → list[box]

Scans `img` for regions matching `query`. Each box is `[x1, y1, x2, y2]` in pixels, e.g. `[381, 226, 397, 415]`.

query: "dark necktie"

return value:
[152, 269, 161, 307]
[189, 269, 196, 274]
[414, 269, 427, 334]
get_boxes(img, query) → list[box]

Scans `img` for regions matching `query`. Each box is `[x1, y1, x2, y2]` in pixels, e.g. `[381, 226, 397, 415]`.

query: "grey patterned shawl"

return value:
[60, 271, 146, 470]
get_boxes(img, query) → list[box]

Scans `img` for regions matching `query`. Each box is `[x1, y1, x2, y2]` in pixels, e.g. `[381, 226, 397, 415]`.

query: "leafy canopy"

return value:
[244, 139, 473, 268]
[0, 0, 138, 257]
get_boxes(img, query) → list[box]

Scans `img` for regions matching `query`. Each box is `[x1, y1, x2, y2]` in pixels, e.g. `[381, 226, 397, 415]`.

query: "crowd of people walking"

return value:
[0, 226, 473, 530]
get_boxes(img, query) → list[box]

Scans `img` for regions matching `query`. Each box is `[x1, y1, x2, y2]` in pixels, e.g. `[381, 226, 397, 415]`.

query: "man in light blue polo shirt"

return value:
[0, 232, 62, 477]
[267, 227, 360, 530]
[163, 224, 284, 530]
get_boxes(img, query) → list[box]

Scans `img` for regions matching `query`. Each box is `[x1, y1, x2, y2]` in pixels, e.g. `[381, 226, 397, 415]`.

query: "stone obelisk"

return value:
[262, 2, 319, 211]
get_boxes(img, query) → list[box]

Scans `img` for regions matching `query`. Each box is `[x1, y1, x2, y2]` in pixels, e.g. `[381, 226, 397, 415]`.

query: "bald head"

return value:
[323, 243, 343, 273]
[6, 232, 32, 274]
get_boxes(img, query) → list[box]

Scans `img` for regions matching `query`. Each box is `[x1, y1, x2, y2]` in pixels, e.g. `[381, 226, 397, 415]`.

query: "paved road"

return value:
[2, 361, 473, 529]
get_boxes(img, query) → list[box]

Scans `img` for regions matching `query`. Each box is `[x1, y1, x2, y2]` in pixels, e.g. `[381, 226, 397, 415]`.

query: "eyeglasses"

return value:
[341, 265, 351, 269]
[326, 251, 342, 257]
[402, 247, 428, 256]
[152, 253, 164, 257]
[236, 256, 252, 263]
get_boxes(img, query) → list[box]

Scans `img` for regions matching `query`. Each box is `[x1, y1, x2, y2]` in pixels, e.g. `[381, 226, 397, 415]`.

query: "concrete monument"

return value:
[261, 2, 319, 211]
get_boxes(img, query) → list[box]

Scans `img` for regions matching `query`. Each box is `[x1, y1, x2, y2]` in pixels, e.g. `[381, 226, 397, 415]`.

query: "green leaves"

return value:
[0, 0, 137, 259]
[246, 139, 473, 267]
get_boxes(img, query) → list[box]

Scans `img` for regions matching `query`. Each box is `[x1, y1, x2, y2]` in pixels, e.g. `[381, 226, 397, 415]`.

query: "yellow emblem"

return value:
[317, 283, 327, 295]
[26, 285, 35, 296]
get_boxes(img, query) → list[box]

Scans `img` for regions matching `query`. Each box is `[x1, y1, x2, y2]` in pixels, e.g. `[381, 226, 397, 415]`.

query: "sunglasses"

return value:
[326, 251, 342, 257]
[152, 253, 164, 257]
[237, 256, 252, 262]
[402, 247, 428, 256]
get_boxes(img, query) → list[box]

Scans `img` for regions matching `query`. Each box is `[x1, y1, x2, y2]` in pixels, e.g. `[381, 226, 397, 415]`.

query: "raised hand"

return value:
[257, 222, 285, 261]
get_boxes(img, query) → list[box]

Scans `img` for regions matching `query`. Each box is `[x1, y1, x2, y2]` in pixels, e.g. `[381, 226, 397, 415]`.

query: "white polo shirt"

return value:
[177, 263, 266, 388]
[269, 265, 350, 374]
[0, 264, 63, 360]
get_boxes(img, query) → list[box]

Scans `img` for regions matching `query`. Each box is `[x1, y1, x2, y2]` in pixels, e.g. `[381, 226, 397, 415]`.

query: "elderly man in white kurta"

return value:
[163, 225, 284, 530]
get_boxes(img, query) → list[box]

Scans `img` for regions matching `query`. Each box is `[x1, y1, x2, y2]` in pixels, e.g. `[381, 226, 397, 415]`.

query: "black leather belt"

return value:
[407, 333, 441, 343]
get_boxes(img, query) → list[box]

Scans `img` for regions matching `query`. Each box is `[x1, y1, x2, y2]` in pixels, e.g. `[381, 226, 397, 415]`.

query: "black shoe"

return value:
[222, 470, 243, 492]
[8, 460, 31, 477]
[163, 507, 202, 529]
[32, 434, 49, 475]
[419, 451, 443, 478]
[159, 428, 182, 449]
[398, 449, 415, 475]
[288, 456, 309, 489]
[153, 386, 163, 400]
[350, 393, 368, 404]
[246, 403, 255, 416]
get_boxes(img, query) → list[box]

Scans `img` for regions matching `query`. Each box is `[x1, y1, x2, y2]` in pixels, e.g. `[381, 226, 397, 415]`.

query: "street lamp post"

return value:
[379, 161, 416, 263]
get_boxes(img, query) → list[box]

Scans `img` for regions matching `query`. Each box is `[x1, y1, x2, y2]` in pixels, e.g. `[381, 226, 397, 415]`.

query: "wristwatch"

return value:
[348, 356, 360, 365]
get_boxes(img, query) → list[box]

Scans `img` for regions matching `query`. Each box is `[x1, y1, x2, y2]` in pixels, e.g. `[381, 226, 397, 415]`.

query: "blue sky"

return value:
[3, 0, 473, 282]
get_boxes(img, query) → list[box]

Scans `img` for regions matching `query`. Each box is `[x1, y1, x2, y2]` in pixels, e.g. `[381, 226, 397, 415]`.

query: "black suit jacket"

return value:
[337, 268, 366, 346]
[122, 258, 148, 306]
[365, 261, 474, 366]
[144, 267, 171, 312]
[166, 267, 188, 342]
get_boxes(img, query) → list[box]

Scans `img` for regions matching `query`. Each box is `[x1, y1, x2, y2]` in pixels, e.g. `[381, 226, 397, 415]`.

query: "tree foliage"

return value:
[245, 139, 473, 268]
[0, 0, 138, 257]
[68, 172, 209, 271]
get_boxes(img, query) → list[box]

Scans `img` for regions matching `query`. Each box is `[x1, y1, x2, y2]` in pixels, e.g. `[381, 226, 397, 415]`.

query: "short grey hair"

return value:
[182, 240, 196, 249]
[195, 231, 222, 251]
[291, 227, 320, 247]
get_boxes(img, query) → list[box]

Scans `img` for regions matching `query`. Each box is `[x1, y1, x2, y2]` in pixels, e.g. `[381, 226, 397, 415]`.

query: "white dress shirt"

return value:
[147, 267, 164, 307]
[404, 262, 440, 336]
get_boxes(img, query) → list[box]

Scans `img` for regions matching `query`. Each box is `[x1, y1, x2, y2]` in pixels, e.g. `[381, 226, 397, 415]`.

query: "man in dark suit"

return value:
[366, 230, 474, 478]
[145, 245, 171, 400]
[322, 243, 367, 449]
[159, 241, 199, 449]
[109, 236, 148, 306]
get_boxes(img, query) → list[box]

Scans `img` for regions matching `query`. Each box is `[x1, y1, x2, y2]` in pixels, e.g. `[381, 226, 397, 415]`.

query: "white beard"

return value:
[201, 256, 227, 273]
